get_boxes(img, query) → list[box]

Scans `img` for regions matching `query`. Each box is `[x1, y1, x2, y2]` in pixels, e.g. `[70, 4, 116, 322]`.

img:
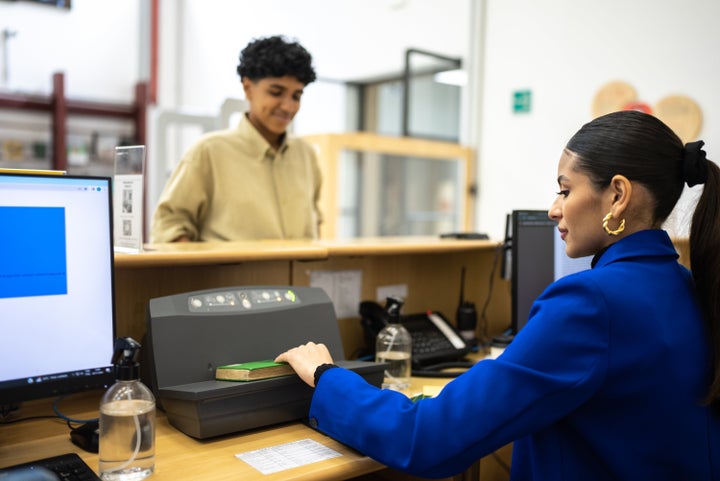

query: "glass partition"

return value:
[304, 133, 474, 239]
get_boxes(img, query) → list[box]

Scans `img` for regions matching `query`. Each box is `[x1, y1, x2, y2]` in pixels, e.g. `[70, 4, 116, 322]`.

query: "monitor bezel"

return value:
[510, 209, 556, 335]
[0, 171, 116, 406]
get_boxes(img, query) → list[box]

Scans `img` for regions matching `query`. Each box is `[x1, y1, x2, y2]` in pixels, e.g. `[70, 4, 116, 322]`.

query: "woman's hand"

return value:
[275, 342, 334, 387]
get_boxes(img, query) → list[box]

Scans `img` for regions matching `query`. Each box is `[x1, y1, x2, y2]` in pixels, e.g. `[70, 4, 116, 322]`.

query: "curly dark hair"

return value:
[236, 35, 317, 85]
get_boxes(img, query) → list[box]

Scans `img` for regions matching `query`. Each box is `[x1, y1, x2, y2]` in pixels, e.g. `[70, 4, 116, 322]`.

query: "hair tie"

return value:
[683, 140, 708, 187]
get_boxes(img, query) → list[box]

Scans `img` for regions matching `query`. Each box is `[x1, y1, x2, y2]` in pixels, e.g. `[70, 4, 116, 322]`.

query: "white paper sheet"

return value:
[236, 438, 342, 475]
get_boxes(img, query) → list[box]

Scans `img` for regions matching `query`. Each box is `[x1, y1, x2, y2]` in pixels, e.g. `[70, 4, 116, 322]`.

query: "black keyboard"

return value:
[0, 453, 101, 481]
[413, 328, 456, 354]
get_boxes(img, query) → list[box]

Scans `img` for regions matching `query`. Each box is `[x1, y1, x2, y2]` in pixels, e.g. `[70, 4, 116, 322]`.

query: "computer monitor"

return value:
[509, 210, 592, 334]
[0, 172, 116, 407]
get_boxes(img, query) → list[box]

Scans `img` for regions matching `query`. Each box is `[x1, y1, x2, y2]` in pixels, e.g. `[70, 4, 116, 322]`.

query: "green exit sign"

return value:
[513, 90, 532, 113]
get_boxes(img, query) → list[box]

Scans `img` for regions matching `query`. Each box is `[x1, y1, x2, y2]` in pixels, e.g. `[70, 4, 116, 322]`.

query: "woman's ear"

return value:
[609, 174, 632, 217]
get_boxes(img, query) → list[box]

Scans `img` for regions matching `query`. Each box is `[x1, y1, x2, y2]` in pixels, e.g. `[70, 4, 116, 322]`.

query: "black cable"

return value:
[412, 361, 475, 378]
[0, 395, 98, 426]
[0, 414, 61, 425]
[0, 403, 20, 420]
[478, 243, 505, 345]
[52, 395, 99, 424]
[492, 451, 512, 474]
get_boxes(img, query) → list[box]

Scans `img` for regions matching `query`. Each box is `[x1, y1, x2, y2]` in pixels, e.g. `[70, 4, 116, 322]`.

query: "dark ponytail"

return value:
[688, 154, 720, 407]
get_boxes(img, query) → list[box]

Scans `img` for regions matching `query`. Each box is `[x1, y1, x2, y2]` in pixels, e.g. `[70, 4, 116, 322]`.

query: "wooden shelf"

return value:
[0, 72, 148, 170]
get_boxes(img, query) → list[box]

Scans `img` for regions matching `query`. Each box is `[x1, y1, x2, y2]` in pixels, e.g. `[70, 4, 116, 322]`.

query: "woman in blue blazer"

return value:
[277, 110, 720, 480]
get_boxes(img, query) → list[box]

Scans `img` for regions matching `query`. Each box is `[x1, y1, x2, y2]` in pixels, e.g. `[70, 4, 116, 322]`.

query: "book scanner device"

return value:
[144, 285, 385, 439]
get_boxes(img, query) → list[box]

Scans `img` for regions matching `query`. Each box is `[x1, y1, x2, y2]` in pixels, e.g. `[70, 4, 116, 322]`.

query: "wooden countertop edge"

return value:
[114, 238, 501, 268]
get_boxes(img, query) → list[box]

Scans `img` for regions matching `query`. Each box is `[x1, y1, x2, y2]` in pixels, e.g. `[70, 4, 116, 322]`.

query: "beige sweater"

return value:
[151, 115, 322, 243]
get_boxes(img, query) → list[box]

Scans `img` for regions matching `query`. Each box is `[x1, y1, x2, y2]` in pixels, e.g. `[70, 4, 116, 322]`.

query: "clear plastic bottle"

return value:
[375, 296, 412, 391]
[99, 338, 155, 481]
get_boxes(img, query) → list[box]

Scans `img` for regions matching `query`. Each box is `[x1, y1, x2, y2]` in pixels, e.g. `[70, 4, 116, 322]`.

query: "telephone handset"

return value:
[360, 301, 472, 376]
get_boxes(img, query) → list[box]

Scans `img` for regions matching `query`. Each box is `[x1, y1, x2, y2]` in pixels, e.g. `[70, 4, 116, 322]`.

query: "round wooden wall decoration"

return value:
[592, 81, 637, 118]
[654, 95, 703, 143]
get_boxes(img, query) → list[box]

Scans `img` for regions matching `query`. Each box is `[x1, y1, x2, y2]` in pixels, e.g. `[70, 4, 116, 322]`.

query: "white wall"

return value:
[156, 0, 720, 239]
[3, 0, 719, 241]
[476, 0, 720, 239]
[160, 0, 471, 136]
[150, 0, 472, 223]
[0, 0, 140, 101]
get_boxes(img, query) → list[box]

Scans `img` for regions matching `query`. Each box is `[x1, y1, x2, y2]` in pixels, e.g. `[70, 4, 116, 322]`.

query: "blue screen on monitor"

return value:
[0, 206, 68, 298]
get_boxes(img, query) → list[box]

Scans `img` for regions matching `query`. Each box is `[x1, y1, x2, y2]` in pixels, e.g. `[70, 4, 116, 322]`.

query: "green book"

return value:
[215, 360, 294, 382]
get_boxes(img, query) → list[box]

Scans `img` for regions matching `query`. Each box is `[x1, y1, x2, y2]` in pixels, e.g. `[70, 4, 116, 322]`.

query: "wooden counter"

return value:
[0, 375, 508, 481]
[0, 389, 382, 481]
[115, 240, 329, 268]
[113, 237, 511, 357]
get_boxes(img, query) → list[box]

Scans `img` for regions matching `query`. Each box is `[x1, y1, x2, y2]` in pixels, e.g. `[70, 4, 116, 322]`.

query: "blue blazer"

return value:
[309, 230, 720, 480]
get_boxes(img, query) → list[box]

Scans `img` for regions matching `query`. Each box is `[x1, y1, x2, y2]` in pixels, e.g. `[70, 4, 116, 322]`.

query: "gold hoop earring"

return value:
[602, 212, 625, 236]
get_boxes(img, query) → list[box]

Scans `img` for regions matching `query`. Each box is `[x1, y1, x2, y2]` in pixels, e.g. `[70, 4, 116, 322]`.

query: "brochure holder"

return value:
[113, 145, 145, 253]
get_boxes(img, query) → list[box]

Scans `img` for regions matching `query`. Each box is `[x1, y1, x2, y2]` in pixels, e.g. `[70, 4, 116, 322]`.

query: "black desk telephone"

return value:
[360, 300, 473, 376]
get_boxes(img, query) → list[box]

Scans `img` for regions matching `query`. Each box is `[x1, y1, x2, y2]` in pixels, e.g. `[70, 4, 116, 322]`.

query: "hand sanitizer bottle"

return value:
[99, 337, 155, 481]
[375, 296, 412, 391]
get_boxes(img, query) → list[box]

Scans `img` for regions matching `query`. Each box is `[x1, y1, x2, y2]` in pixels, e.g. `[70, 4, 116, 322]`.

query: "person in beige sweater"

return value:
[151, 35, 322, 243]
